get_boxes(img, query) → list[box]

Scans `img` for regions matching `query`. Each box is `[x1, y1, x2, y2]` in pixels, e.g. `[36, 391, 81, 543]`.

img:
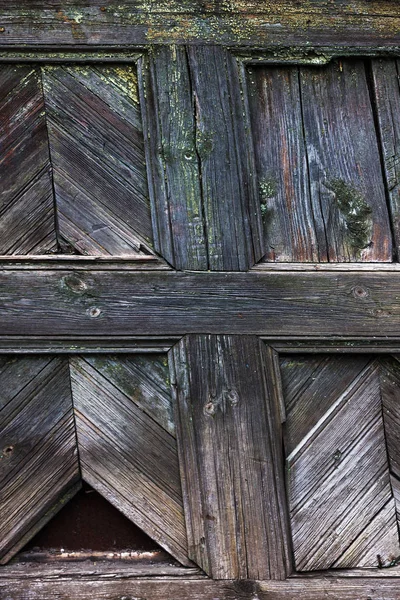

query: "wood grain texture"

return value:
[0, 65, 57, 254]
[69, 356, 189, 565]
[41, 64, 153, 256]
[250, 60, 392, 263]
[1, 2, 400, 47]
[0, 356, 80, 564]
[2, 270, 400, 338]
[281, 356, 400, 571]
[140, 46, 262, 270]
[171, 335, 289, 579]
[372, 59, 400, 258]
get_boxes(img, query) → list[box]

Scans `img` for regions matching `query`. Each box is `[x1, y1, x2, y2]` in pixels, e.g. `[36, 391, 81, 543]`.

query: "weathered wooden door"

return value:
[2, 3, 400, 599]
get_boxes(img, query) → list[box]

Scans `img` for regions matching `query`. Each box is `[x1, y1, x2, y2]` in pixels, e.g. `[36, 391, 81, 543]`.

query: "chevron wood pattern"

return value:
[0, 356, 80, 564]
[0, 353, 189, 566]
[69, 355, 189, 565]
[0, 66, 58, 254]
[0, 64, 154, 257]
[281, 355, 400, 571]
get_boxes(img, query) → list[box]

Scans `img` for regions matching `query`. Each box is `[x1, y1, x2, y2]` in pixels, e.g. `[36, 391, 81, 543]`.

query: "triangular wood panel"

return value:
[281, 355, 400, 571]
[0, 357, 80, 564]
[0, 354, 189, 566]
[0, 64, 155, 257]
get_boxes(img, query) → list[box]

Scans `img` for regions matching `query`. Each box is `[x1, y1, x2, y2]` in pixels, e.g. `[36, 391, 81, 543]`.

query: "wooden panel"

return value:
[171, 335, 289, 579]
[139, 46, 207, 270]
[249, 60, 392, 263]
[1, 2, 400, 47]
[69, 356, 189, 565]
[3, 269, 400, 338]
[281, 356, 400, 570]
[140, 46, 262, 271]
[0, 65, 57, 254]
[0, 356, 80, 564]
[41, 65, 153, 256]
[372, 59, 400, 258]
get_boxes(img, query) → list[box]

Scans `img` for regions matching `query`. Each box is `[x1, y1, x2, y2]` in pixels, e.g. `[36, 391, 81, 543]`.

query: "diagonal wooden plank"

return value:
[286, 360, 399, 570]
[69, 356, 189, 565]
[281, 354, 372, 455]
[0, 65, 57, 254]
[171, 335, 290, 579]
[41, 65, 154, 256]
[0, 357, 80, 564]
[84, 354, 174, 436]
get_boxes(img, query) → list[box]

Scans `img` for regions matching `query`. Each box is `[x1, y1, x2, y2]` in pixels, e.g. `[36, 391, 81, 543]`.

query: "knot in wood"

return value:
[62, 274, 88, 294]
[88, 306, 102, 318]
[204, 400, 217, 416]
[224, 388, 239, 406]
[1, 445, 14, 460]
[352, 285, 369, 299]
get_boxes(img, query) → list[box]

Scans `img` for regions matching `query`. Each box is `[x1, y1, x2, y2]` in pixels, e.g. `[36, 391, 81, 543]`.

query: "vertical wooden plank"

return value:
[41, 65, 154, 256]
[171, 335, 289, 579]
[139, 46, 263, 271]
[300, 59, 391, 262]
[371, 59, 400, 258]
[0, 357, 80, 564]
[187, 46, 263, 270]
[0, 65, 57, 254]
[138, 47, 207, 270]
[247, 65, 323, 262]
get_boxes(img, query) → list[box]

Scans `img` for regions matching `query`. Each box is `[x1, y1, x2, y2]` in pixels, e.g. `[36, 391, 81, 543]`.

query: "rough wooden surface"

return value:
[249, 59, 392, 262]
[171, 335, 290, 579]
[70, 355, 189, 566]
[1, 2, 400, 47]
[140, 45, 262, 270]
[0, 66, 57, 254]
[0, 357, 80, 564]
[1, 270, 400, 338]
[0, 63, 156, 257]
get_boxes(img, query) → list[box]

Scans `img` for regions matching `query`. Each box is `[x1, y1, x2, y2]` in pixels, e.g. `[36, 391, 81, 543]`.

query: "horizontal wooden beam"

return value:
[0, 2, 400, 48]
[3, 574, 400, 599]
[1, 269, 400, 339]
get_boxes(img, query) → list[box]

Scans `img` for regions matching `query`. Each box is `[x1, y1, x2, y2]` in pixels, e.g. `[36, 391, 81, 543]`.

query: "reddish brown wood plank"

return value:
[171, 335, 289, 579]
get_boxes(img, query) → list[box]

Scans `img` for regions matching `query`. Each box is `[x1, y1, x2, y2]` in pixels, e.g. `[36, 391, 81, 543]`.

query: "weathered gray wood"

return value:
[1, 2, 400, 48]
[171, 335, 289, 579]
[140, 45, 262, 270]
[371, 59, 400, 258]
[0, 65, 57, 254]
[0, 357, 80, 564]
[259, 579, 400, 599]
[300, 60, 391, 261]
[250, 60, 392, 263]
[282, 357, 400, 570]
[69, 356, 189, 566]
[41, 64, 153, 256]
[2, 270, 400, 338]
[139, 46, 207, 270]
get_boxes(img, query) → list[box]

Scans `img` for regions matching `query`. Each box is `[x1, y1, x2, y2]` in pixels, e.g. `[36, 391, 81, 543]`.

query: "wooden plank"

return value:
[41, 64, 153, 256]
[0, 357, 80, 563]
[69, 356, 189, 566]
[1, 2, 400, 47]
[0, 65, 57, 254]
[139, 46, 207, 270]
[2, 270, 400, 338]
[299, 59, 391, 262]
[371, 59, 400, 258]
[259, 579, 400, 599]
[283, 358, 400, 570]
[247, 65, 321, 262]
[171, 335, 289, 579]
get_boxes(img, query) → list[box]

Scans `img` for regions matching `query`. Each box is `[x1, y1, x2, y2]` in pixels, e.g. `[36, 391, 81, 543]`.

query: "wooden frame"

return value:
[2, 3, 400, 597]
